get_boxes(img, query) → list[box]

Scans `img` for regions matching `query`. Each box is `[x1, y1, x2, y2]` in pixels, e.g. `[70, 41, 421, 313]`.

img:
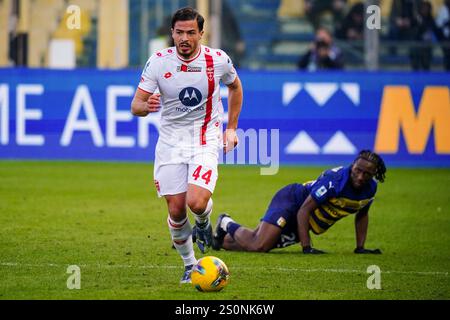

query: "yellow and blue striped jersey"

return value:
[304, 166, 377, 235]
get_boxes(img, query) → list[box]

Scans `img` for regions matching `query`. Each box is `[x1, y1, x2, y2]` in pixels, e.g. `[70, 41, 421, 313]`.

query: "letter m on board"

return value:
[375, 86, 450, 154]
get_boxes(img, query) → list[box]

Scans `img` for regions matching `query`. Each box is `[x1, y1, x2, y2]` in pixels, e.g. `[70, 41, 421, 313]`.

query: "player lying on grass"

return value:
[211, 150, 386, 254]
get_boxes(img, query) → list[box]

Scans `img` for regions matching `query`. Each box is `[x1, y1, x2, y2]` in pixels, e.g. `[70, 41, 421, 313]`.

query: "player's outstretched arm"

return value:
[224, 76, 243, 153]
[297, 196, 325, 254]
[354, 209, 382, 254]
[355, 209, 368, 249]
[131, 88, 160, 116]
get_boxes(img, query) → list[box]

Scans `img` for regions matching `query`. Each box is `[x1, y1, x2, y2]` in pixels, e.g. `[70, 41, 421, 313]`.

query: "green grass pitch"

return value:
[0, 161, 449, 300]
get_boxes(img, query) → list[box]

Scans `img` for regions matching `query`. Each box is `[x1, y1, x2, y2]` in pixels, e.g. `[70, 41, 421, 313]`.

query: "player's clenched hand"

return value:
[302, 246, 326, 254]
[223, 128, 238, 153]
[146, 93, 161, 113]
[354, 247, 382, 254]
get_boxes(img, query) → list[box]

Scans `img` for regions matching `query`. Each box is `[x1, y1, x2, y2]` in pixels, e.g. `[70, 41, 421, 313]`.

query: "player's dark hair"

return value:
[354, 150, 387, 183]
[171, 7, 204, 31]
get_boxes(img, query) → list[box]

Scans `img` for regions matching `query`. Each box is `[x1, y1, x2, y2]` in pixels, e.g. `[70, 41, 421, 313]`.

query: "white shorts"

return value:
[154, 162, 218, 197]
[153, 142, 220, 197]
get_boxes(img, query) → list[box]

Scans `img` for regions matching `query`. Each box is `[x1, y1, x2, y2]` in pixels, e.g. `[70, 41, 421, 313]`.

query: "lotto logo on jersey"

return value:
[179, 87, 202, 107]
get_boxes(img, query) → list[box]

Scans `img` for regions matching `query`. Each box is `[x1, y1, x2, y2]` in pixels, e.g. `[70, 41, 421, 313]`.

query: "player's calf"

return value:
[168, 216, 197, 266]
[190, 198, 214, 253]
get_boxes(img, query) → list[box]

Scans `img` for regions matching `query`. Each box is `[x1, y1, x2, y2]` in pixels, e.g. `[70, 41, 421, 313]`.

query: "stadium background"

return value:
[0, 0, 449, 301]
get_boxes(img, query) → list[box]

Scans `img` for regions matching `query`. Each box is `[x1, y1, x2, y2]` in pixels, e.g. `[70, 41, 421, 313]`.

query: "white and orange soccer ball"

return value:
[191, 256, 230, 292]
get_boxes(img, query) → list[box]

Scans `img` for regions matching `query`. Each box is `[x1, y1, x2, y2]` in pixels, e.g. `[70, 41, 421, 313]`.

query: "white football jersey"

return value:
[138, 45, 237, 148]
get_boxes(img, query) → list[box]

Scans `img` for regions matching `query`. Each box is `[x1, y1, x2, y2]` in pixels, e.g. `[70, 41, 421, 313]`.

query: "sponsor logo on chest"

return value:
[177, 64, 202, 72]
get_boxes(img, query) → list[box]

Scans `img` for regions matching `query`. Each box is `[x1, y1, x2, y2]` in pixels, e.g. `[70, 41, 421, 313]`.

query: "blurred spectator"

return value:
[436, 0, 450, 70]
[305, 0, 347, 31]
[150, 15, 174, 56]
[220, 0, 245, 68]
[388, 0, 420, 43]
[410, 1, 441, 70]
[335, 2, 365, 40]
[298, 27, 345, 70]
[277, 0, 304, 19]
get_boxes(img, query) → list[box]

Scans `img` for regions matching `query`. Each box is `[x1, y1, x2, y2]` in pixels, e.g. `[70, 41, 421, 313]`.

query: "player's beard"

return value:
[177, 42, 198, 60]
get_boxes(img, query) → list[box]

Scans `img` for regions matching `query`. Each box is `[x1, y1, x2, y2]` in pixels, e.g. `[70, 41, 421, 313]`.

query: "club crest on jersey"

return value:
[207, 66, 214, 81]
[177, 64, 202, 72]
[179, 87, 202, 107]
[315, 186, 328, 198]
[277, 217, 286, 228]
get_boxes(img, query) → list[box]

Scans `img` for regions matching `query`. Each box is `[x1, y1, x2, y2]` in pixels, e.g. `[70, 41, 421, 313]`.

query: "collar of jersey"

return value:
[176, 46, 202, 64]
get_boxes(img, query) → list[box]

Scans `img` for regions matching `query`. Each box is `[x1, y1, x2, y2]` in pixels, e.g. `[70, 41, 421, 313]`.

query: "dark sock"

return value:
[227, 222, 241, 238]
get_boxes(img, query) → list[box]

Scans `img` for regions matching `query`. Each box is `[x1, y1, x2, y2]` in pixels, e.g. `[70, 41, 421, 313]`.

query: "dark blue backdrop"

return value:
[0, 68, 449, 167]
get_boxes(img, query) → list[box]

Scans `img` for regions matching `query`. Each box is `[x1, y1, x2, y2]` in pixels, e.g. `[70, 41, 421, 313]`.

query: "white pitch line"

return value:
[0, 262, 448, 276]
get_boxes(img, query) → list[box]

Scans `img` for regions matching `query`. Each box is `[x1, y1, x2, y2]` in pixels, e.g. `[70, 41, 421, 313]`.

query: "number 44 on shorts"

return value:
[192, 165, 212, 185]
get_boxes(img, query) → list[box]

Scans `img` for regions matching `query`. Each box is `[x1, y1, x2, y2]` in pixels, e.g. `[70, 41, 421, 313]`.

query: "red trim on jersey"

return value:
[201, 54, 214, 145]
[137, 87, 152, 94]
[176, 46, 202, 64]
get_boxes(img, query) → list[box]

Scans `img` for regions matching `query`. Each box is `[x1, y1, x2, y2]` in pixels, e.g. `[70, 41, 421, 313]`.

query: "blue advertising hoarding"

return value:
[0, 68, 449, 167]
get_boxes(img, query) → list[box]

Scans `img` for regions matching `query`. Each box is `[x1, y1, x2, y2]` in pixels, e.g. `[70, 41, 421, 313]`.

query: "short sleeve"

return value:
[138, 55, 159, 94]
[360, 180, 377, 212]
[219, 50, 237, 85]
[359, 199, 374, 214]
[309, 174, 337, 205]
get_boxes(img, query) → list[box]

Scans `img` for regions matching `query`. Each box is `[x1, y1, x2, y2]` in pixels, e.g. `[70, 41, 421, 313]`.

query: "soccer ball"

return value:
[191, 256, 230, 292]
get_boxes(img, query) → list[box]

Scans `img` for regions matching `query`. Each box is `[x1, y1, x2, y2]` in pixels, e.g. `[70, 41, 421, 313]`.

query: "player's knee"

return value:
[254, 245, 271, 253]
[187, 198, 208, 214]
[248, 245, 267, 253]
[167, 202, 186, 220]
[248, 241, 271, 253]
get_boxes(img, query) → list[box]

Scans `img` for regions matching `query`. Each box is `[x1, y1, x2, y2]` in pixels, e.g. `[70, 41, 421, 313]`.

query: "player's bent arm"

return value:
[296, 195, 319, 249]
[131, 88, 152, 117]
[355, 208, 369, 249]
[226, 76, 243, 130]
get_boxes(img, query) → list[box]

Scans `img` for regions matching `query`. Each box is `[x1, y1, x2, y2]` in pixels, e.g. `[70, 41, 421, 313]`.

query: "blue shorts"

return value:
[261, 183, 308, 248]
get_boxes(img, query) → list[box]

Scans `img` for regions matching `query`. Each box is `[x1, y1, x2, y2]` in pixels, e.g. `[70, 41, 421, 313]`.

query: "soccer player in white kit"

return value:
[131, 7, 243, 283]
